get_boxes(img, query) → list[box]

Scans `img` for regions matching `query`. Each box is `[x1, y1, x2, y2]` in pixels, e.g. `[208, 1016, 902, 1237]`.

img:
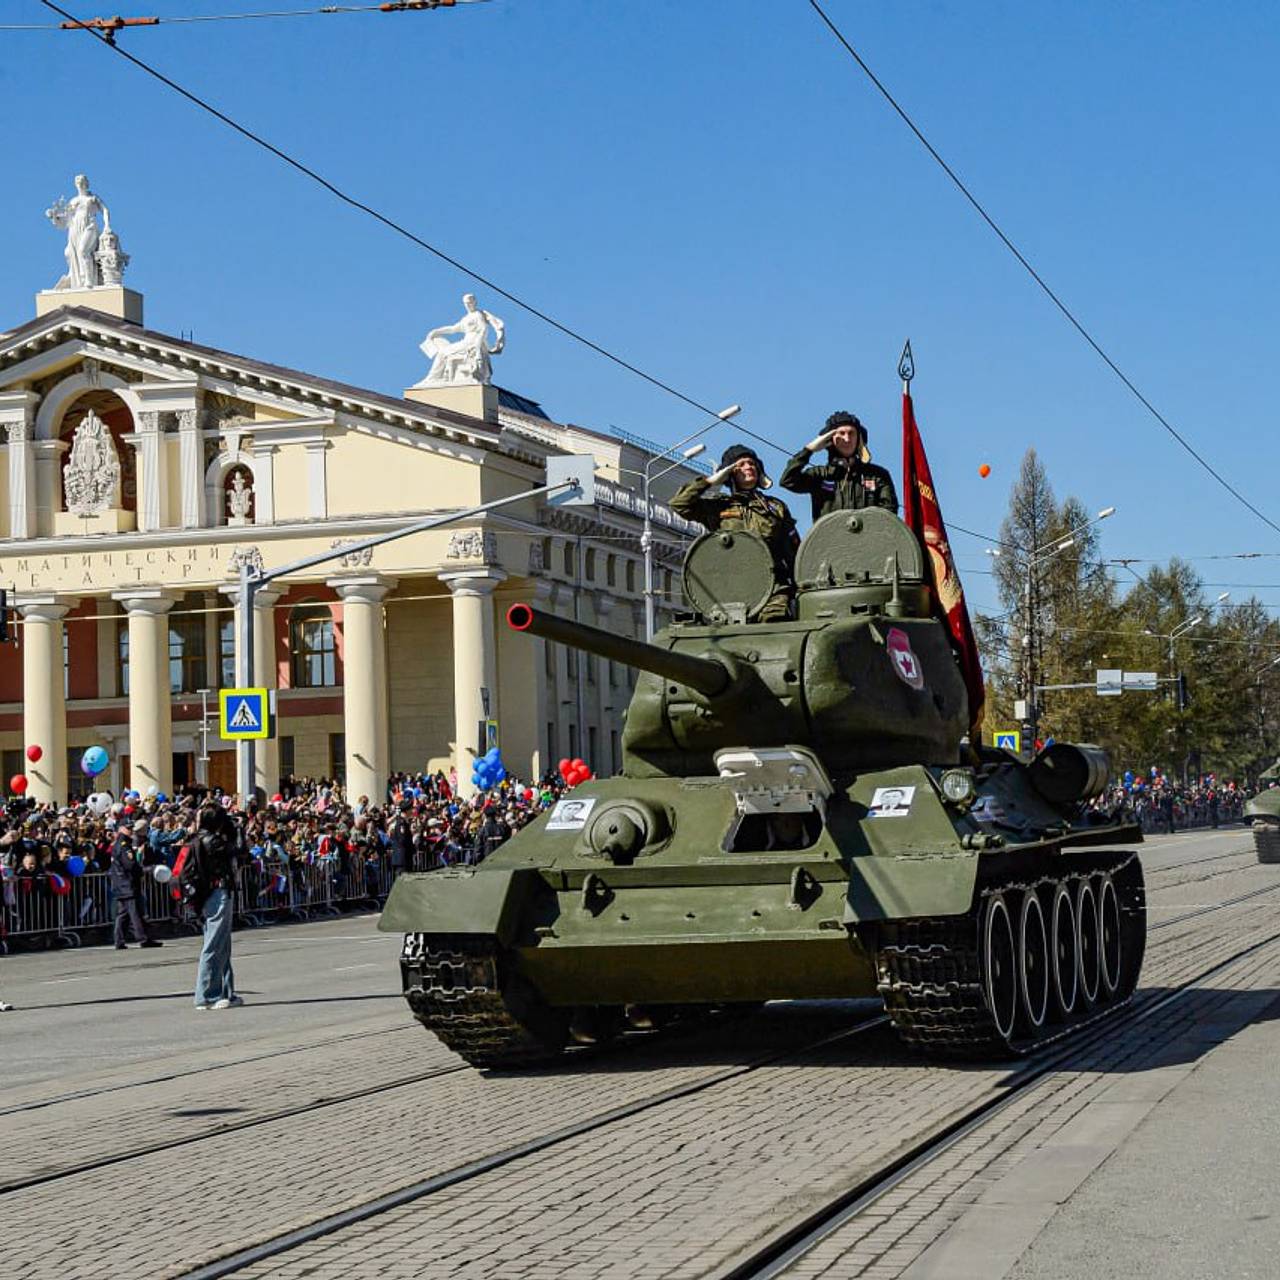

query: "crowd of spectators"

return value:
[1090, 776, 1249, 833]
[0, 767, 570, 943]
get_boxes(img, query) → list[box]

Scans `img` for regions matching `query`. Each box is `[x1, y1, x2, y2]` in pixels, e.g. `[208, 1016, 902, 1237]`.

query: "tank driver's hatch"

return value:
[794, 507, 925, 589]
[682, 528, 776, 624]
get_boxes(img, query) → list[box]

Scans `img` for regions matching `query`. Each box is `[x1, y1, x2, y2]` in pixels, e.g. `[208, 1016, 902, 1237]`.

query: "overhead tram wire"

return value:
[37, 0, 785, 466]
[4, 3, 489, 31]
[805, 0, 1280, 540]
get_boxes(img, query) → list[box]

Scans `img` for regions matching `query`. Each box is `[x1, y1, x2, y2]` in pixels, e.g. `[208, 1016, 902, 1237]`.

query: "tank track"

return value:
[876, 851, 1144, 1058]
[1252, 820, 1280, 864]
[400, 935, 568, 1068]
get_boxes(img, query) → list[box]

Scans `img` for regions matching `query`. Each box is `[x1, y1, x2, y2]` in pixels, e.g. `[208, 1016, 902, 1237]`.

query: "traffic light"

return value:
[1176, 672, 1189, 711]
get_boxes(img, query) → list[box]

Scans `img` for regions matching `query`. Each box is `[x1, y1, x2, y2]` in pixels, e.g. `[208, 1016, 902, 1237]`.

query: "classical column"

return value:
[134, 411, 169, 532]
[32, 440, 69, 538]
[442, 569, 505, 796]
[19, 596, 71, 804]
[113, 590, 176, 795]
[178, 407, 206, 529]
[495, 579, 551, 782]
[329, 576, 395, 803]
[251, 443, 276, 524]
[0, 392, 39, 539]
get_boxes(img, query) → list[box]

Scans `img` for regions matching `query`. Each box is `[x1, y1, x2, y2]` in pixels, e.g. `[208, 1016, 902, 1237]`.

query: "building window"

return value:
[610, 729, 619, 773]
[546, 722, 557, 768]
[290, 601, 337, 688]
[63, 628, 70, 699]
[563, 544, 575, 577]
[116, 619, 129, 696]
[541, 536, 552, 573]
[663, 570, 673, 602]
[568, 723, 579, 759]
[169, 597, 206, 694]
[220, 614, 236, 686]
[585, 549, 597, 582]
[626, 561, 636, 593]
[609, 659, 619, 688]
[279, 735, 295, 783]
[606, 554, 617, 588]
[566, 646, 578, 679]
[586, 653, 596, 685]
[588, 726, 598, 768]
[66, 749, 94, 800]
[2, 750, 21, 789]
[544, 639, 555, 678]
[328, 733, 346, 785]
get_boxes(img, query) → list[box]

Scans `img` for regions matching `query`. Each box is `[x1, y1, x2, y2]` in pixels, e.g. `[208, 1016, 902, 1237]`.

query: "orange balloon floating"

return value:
[978, 463, 991, 478]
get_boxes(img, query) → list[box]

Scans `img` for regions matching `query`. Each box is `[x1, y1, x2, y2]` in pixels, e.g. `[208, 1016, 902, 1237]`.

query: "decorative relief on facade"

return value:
[226, 469, 254, 526]
[330, 539, 374, 569]
[81, 358, 101, 389]
[176, 408, 198, 433]
[63, 409, 121, 515]
[446, 529, 498, 563]
[527, 541, 545, 574]
[6, 421, 29, 445]
[414, 293, 505, 387]
[226, 545, 265, 578]
[45, 174, 128, 291]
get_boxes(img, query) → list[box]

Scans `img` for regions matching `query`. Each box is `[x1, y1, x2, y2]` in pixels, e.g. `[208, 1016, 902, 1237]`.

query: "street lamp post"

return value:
[633, 405, 741, 642]
[986, 506, 1115, 753]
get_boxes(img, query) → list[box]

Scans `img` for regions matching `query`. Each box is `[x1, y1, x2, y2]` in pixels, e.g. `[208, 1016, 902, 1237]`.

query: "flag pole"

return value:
[898, 338, 915, 395]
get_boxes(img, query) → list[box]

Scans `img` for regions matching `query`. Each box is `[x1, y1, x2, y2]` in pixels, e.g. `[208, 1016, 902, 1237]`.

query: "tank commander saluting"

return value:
[670, 443, 799, 621]
[780, 411, 898, 520]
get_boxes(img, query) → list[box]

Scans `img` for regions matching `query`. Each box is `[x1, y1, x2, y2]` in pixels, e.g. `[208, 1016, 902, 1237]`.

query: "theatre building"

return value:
[0, 217, 697, 805]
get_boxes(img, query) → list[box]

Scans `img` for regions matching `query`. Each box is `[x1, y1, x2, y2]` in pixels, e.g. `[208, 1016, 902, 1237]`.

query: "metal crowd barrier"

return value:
[1, 854, 402, 953]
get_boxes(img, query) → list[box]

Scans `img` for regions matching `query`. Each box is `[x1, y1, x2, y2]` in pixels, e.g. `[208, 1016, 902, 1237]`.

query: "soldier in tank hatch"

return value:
[670, 443, 800, 621]
[780, 411, 898, 521]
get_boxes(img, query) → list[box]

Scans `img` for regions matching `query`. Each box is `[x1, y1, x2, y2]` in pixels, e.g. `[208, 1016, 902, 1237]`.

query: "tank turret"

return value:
[509, 508, 968, 778]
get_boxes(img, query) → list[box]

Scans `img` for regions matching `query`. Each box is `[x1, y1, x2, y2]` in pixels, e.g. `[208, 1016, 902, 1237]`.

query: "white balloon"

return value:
[152, 865, 173, 884]
[146, 785, 159, 798]
[87, 792, 113, 817]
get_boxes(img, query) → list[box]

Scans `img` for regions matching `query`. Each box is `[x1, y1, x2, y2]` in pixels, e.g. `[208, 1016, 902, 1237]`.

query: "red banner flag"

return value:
[902, 391, 985, 735]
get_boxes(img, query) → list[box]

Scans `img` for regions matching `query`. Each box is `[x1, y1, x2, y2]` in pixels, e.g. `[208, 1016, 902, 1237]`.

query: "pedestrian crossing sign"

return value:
[994, 730, 1021, 753]
[219, 687, 271, 740]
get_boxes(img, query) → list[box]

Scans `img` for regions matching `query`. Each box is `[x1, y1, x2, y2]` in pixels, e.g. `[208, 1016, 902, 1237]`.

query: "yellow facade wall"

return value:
[327, 432, 483, 518]
[386, 590, 456, 775]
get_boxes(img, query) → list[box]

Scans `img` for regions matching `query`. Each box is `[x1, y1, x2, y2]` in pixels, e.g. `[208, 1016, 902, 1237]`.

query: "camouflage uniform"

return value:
[670, 477, 799, 621]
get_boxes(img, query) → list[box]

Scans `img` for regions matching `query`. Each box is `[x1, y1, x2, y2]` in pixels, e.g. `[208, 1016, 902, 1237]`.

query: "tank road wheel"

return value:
[1075, 879, 1102, 1006]
[1254, 821, 1280, 864]
[1017, 889, 1050, 1033]
[982, 894, 1019, 1044]
[1097, 874, 1123, 999]
[1050, 882, 1079, 1019]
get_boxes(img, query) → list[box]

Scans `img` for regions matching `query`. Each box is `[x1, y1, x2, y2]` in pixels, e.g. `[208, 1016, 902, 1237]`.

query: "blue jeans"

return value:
[194, 887, 235, 1007]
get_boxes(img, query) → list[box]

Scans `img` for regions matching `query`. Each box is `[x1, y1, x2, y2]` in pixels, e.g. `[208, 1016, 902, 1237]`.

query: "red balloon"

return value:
[523, 788, 534, 801]
[10, 774, 28, 794]
[978, 463, 991, 478]
[557, 758, 571, 776]
[571, 758, 586, 771]
[271, 793, 284, 803]
[25, 745, 42, 763]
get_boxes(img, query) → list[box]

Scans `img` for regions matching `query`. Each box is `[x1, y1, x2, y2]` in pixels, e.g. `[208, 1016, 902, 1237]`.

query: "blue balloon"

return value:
[495, 767, 507, 782]
[80, 745, 109, 777]
[66, 855, 86, 877]
[485, 748, 501, 763]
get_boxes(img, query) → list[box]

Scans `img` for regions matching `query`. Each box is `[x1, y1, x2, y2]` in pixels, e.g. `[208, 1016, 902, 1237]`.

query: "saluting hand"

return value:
[804, 428, 837, 453]
[705, 464, 736, 487]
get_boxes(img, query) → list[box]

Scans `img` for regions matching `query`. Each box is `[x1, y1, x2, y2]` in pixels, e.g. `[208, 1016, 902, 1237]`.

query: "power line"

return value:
[38, 0, 787, 464]
[5, 3, 486, 32]
[805, 0, 1280, 540]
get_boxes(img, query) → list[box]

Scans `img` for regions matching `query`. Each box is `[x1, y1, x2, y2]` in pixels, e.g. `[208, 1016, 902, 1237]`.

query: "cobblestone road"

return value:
[3, 831, 1275, 1280]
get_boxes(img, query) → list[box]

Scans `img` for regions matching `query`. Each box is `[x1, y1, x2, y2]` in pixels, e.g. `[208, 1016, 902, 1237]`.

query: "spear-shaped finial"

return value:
[898, 339, 915, 392]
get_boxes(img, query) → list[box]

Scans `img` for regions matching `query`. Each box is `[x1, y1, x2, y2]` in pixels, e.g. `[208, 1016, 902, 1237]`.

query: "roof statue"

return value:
[63, 410, 122, 515]
[413, 292, 505, 388]
[45, 174, 128, 291]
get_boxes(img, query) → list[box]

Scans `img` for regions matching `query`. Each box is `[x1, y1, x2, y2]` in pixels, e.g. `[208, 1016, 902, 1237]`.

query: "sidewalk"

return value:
[1007, 992, 1280, 1280]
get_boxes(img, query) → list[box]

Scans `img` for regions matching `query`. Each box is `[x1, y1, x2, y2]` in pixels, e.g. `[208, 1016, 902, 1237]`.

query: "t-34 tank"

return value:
[380, 507, 1146, 1065]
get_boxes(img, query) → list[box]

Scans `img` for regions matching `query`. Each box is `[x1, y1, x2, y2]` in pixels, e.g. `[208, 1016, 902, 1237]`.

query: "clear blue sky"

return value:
[5, 1, 1280, 618]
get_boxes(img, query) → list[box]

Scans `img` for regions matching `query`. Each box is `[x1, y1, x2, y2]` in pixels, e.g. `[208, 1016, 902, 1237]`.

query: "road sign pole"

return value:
[238, 563, 256, 806]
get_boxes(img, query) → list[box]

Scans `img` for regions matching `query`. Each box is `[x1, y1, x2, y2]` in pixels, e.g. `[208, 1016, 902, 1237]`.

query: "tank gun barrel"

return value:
[506, 603, 731, 699]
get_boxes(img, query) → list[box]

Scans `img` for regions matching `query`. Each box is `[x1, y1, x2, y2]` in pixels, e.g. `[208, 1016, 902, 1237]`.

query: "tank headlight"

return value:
[940, 768, 977, 807]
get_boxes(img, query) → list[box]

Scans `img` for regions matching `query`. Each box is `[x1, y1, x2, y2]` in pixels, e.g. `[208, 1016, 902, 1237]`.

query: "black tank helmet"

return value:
[825, 411, 870, 463]
[719, 443, 772, 489]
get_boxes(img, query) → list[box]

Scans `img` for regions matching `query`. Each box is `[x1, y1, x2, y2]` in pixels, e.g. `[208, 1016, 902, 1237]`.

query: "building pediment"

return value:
[0, 306, 502, 453]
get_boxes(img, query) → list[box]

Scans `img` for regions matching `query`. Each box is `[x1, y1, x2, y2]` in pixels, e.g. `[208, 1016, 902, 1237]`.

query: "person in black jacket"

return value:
[186, 805, 238, 1010]
[110, 821, 161, 950]
[388, 805, 413, 879]
[779, 411, 898, 521]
